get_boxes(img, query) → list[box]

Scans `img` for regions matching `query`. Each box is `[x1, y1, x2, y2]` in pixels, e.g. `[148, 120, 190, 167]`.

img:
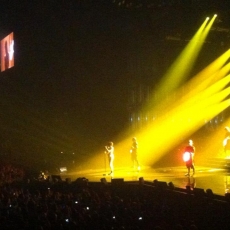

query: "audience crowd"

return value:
[0, 164, 230, 229]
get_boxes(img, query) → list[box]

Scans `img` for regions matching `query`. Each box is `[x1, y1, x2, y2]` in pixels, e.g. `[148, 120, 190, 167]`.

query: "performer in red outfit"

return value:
[183, 140, 195, 176]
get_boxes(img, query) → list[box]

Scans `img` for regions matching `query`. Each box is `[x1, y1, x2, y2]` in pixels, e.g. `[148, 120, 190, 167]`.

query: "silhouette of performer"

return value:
[105, 142, 114, 175]
[223, 126, 230, 154]
[4, 41, 9, 70]
[184, 140, 195, 176]
[130, 137, 140, 171]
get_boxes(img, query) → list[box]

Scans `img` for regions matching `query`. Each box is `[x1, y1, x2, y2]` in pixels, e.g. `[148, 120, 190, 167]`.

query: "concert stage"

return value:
[56, 162, 230, 197]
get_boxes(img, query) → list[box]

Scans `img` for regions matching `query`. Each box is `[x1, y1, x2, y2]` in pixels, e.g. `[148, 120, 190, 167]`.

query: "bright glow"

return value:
[9, 40, 14, 60]
[183, 152, 191, 162]
[199, 14, 217, 42]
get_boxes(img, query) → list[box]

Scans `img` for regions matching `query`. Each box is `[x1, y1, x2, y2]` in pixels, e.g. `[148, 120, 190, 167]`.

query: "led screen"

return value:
[1, 32, 14, 72]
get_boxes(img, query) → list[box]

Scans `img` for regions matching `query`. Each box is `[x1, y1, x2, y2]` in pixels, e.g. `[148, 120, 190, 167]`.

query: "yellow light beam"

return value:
[199, 14, 217, 43]
[183, 49, 230, 94]
[83, 93, 230, 170]
[198, 116, 230, 162]
[84, 18, 229, 170]
[176, 72, 230, 113]
[138, 86, 230, 165]
[131, 48, 230, 166]
[145, 17, 210, 108]
[145, 49, 230, 120]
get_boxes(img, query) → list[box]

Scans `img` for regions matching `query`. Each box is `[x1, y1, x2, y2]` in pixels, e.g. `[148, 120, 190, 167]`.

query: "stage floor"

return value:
[58, 165, 230, 196]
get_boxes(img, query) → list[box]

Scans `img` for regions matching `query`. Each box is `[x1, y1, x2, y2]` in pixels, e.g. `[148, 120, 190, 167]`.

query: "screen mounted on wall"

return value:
[1, 32, 14, 72]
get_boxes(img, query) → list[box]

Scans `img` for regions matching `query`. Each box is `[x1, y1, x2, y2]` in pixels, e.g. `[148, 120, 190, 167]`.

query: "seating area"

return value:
[0, 164, 230, 229]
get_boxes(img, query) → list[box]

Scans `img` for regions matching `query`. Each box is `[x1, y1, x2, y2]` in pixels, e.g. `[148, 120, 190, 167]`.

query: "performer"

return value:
[130, 137, 140, 171]
[183, 139, 195, 176]
[223, 126, 230, 154]
[4, 41, 9, 70]
[105, 142, 114, 175]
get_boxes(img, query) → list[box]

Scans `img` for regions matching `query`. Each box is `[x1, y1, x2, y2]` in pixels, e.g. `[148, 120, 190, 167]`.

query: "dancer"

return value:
[130, 137, 140, 171]
[184, 139, 195, 176]
[223, 126, 230, 154]
[105, 142, 114, 175]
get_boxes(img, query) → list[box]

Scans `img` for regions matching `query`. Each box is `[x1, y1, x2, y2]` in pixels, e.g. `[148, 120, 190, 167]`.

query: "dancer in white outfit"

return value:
[105, 142, 114, 175]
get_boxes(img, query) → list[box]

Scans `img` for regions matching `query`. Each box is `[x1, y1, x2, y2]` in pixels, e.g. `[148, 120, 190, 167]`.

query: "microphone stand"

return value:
[103, 148, 107, 176]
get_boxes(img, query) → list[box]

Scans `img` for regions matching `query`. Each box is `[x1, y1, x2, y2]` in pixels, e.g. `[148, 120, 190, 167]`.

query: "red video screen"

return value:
[1, 32, 14, 72]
